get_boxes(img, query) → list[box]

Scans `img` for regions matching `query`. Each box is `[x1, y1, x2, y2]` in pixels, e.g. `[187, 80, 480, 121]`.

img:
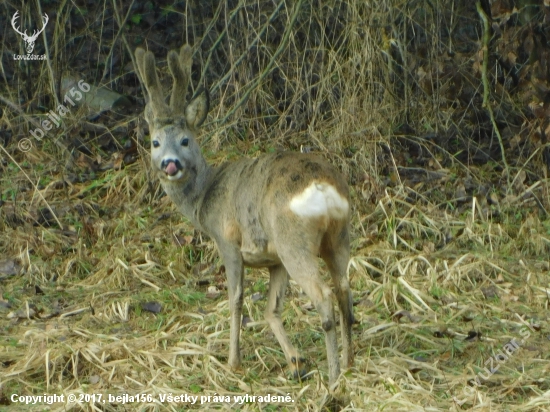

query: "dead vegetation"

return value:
[1, 0, 550, 410]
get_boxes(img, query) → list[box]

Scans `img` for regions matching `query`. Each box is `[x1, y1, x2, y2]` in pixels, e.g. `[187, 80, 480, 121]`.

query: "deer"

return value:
[134, 44, 353, 387]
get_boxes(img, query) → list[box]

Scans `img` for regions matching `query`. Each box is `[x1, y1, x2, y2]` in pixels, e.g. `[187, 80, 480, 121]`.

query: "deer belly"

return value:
[241, 241, 280, 267]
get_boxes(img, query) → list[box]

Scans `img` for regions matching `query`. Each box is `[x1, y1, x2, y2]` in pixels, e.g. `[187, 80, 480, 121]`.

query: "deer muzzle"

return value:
[161, 159, 183, 176]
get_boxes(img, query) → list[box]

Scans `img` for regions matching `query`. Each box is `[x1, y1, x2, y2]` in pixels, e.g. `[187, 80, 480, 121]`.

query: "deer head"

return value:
[11, 11, 49, 54]
[134, 46, 209, 183]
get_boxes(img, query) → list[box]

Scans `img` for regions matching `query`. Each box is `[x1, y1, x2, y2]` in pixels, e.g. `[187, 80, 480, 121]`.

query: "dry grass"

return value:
[1, 0, 550, 411]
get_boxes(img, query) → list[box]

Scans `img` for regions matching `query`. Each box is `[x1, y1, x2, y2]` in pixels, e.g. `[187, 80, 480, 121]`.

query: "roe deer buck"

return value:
[134, 44, 353, 386]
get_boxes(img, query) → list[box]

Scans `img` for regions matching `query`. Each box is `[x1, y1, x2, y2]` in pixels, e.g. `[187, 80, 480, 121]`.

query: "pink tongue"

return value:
[165, 162, 178, 176]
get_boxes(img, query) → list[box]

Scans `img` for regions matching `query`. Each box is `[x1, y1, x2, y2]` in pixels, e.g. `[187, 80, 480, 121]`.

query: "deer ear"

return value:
[186, 88, 209, 128]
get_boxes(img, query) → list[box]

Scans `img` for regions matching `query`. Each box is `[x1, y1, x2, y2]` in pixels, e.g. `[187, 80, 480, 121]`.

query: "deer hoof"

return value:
[290, 356, 309, 381]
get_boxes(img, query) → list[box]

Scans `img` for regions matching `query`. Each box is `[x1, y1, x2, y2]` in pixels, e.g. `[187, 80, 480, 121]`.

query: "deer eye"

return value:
[152, 141, 160, 148]
[181, 138, 189, 147]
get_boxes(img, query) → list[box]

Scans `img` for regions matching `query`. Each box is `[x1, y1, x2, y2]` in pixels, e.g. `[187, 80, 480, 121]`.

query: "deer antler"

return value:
[11, 11, 48, 42]
[11, 11, 28, 38]
[135, 48, 168, 117]
[30, 13, 49, 41]
[168, 45, 192, 115]
[136, 45, 206, 123]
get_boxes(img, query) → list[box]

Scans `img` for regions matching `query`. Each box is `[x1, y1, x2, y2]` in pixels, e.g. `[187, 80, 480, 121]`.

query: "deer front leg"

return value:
[219, 244, 244, 370]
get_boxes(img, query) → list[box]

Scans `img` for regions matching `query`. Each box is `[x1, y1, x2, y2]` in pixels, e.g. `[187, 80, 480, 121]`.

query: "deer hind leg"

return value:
[322, 233, 354, 369]
[265, 264, 306, 379]
[276, 246, 340, 386]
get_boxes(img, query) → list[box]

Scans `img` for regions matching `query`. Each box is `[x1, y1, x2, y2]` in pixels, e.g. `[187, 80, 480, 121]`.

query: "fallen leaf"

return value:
[393, 310, 422, 323]
[465, 330, 482, 341]
[0, 259, 20, 276]
[193, 263, 216, 277]
[462, 311, 477, 322]
[357, 297, 374, 308]
[142, 301, 162, 313]
[206, 286, 220, 299]
[481, 285, 499, 299]
[301, 301, 315, 311]
[89, 375, 100, 384]
[251, 292, 264, 302]
[422, 242, 435, 254]
[455, 184, 467, 200]
[487, 192, 499, 205]
[440, 295, 457, 305]
[7, 307, 37, 320]
[434, 326, 449, 338]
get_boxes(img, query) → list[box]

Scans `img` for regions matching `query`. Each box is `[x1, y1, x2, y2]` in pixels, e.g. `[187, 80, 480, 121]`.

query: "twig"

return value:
[36, 0, 59, 107]
[59, 307, 92, 319]
[101, 0, 136, 84]
[111, 0, 143, 91]
[476, 2, 510, 186]
[219, 0, 304, 124]
[196, 0, 235, 89]
[209, 0, 285, 95]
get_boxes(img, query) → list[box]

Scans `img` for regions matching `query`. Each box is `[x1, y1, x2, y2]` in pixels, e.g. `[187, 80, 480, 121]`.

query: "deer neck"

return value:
[159, 154, 213, 230]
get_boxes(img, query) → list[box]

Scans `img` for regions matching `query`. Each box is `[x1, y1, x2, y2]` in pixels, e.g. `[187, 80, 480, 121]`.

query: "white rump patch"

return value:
[289, 182, 348, 219]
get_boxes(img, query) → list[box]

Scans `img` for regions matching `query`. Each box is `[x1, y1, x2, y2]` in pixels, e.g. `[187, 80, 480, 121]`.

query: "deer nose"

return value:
[161, 159, 183, 176]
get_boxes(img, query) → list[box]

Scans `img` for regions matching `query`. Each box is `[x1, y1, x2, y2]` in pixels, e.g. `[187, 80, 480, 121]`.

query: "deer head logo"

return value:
[11, 11, 49, 54]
